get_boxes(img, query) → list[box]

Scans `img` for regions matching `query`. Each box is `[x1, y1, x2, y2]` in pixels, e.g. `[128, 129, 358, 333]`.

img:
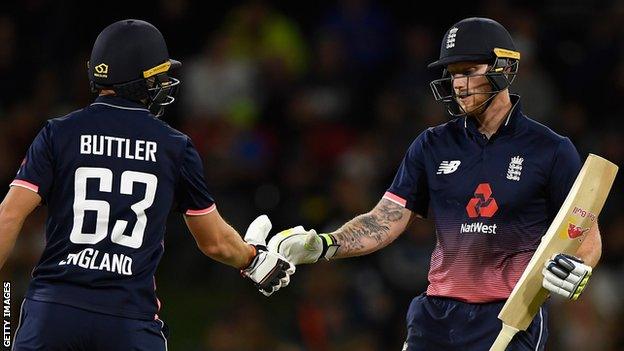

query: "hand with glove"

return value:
[241, 215, 296, 296]
[542, 253, 592, 300]
[267, 226, 340, 265]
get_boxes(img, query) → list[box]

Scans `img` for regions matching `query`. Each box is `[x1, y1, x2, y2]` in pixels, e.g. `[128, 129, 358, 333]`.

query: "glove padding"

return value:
[542, 253, 592, 300]
[241, 215, 296, 296]
[267, 226, 339, 265]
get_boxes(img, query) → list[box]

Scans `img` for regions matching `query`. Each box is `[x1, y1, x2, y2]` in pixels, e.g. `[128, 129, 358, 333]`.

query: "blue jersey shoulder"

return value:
[522, 114, 570, 144]
[408, 117, 464, 150]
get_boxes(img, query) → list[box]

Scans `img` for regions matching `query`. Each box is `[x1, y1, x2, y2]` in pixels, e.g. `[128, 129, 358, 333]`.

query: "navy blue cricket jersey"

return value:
[385, 95, 581, 303]
[10, 95, 215, 320]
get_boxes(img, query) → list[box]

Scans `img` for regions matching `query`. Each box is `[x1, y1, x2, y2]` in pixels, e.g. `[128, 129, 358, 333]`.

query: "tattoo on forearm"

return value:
[332, 200, 405, 255]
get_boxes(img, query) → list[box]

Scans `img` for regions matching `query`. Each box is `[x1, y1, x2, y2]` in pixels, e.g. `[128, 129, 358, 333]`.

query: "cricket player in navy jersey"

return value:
[0, 19, 295, 350]
[268, 17, 602, 350]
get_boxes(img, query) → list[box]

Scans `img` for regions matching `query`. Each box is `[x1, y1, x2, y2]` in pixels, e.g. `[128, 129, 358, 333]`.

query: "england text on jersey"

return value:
[10, 95, 215, 320]
[59, 248, 133, 275]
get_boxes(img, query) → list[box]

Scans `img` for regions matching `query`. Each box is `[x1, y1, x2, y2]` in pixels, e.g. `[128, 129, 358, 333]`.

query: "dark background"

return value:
[1, 0, 623, 350]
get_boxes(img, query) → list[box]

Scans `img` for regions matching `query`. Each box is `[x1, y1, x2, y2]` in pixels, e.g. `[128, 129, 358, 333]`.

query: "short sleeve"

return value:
[11, 122, 55, 201]
[547, 137, 582, 218]
[175, 138, 216, 215]
[385, 132, 430, 217]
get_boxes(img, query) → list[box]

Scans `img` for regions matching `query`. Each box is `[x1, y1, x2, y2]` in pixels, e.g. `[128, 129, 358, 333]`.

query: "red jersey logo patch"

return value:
[466, 183, 498, 218]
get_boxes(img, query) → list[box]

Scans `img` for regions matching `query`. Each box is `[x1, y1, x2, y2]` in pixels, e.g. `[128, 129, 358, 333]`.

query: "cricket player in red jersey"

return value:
[267, 17, 602, 350]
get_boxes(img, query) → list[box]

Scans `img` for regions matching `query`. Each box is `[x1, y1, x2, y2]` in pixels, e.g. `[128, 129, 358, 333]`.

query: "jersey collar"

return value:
[91, 95, 150, 112]
[464, 94, 524, 140]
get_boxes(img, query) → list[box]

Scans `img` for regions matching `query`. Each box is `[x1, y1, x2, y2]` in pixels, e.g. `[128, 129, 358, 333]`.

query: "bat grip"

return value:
[489, 323, 519, 351]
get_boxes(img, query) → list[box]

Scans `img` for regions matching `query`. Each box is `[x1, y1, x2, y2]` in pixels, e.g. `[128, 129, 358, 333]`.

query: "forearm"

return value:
[198, 224, 255, 269]
[575, 222, 601, 267]
[185, 210, 257, 269]
[0, 188, 39, 270]
[330, 199, 410, 259]
[0, 214, 25, 270]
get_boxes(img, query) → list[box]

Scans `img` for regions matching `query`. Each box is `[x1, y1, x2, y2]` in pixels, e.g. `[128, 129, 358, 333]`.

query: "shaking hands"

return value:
[240, 215, 295, 296]
[267, 226, 340, 265]
[241, 217, 341, 296]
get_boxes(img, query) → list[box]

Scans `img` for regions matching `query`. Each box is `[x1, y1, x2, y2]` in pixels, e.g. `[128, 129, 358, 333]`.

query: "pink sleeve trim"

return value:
[383, 191, 407, 207]
[185, 204, 216, 216]
[10, 179, 39, 193]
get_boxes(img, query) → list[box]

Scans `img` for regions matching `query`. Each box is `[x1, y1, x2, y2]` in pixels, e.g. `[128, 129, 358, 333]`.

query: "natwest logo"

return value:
[466, 183, 498, 218]
[567, 223, 589, 239]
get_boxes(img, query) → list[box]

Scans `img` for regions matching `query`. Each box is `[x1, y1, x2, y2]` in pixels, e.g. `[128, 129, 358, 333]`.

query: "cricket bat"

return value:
[489, 154, 618, 351]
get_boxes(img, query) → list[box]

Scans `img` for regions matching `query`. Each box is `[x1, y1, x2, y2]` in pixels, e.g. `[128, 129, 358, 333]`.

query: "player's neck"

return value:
[99, 90, 116, 96]
[474, 92, 512, 138]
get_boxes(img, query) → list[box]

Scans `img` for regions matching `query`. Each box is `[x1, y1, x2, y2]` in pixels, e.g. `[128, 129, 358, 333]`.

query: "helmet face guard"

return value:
[91, 60, 181, 118]
[146, 75, 180, 117]
[429, 49, 519, 117]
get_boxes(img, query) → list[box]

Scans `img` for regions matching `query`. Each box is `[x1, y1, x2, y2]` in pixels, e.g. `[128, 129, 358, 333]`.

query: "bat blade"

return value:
[489, 154, 618, 351]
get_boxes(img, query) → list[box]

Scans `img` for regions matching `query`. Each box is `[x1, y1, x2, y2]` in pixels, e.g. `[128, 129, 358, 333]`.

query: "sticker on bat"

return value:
[567, 223, 590, 239]
[571, 207, 597, 222]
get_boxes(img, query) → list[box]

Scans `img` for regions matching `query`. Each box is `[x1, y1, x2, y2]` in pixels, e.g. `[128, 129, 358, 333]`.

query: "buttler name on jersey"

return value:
[80, 134, 157, 162]
[57, 133, 159, 276]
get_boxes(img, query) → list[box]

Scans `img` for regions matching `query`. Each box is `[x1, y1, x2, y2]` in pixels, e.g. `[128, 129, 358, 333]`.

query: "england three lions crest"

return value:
[506, 156, 523, 181]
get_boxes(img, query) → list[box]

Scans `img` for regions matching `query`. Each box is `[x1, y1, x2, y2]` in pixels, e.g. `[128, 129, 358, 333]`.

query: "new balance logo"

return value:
[446, 27, 458, 49]
[506, 156, 523, 181]
[437, 160, 461, 175]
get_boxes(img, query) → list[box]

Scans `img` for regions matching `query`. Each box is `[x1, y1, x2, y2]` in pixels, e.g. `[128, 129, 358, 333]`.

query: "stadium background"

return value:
[1, 0, 623, 350]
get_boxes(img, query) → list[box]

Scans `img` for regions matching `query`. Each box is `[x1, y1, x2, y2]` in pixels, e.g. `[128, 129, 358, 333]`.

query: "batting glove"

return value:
[241, 215, 296, 296]
[542, 253, 592, 300]
[267, 226, 340, 265]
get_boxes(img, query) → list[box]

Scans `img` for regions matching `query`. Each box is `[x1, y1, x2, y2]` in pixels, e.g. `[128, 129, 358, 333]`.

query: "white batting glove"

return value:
[267, 226, 340, 265]
[241, 215, 296, 296]
[542, 253, 592, 300]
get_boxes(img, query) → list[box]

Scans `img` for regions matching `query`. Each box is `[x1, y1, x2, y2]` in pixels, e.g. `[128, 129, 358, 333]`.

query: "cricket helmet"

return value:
[428, 17, 521, 116]
[88, 19, 181, 117]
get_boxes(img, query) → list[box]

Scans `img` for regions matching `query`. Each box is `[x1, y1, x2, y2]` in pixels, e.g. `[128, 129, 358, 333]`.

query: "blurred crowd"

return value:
[1, 1, 623, 350]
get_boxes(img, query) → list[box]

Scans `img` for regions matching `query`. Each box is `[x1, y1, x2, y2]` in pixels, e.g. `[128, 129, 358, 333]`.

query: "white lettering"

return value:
[104, 136, 114, 156]
[146, 142, 157, 162]
[124, 139, 134, 159]
[112, 254, 123, 273]
[135, 140, 145, 161]
[58, 249, 132, 275]
[92, 135, 104, 155]
[88, 250, 100, 269]
[2, 281, 10, 346]
[80, 135, 91, 154]
[460, 222, 498, 234]
[3, 320, 9, 346]
[78, 248, 93, 268]
[114, 137, 124, 158]
[99, 253, 110, 271]
[78, 135, 157, 163]
[66, 253, 79, 265]
[122, 256, 132, 275]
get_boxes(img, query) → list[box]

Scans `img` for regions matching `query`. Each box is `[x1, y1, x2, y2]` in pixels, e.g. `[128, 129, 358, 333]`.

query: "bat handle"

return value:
[489, 323, 519, 351]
